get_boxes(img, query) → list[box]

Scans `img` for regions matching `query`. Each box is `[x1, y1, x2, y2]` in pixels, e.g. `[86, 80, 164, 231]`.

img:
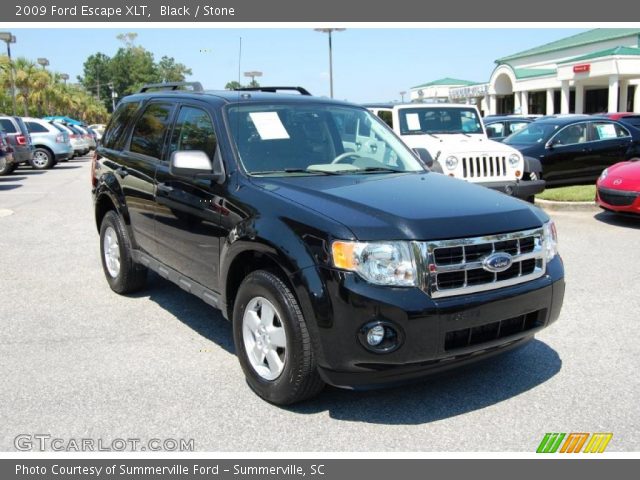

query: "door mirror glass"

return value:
[170, 150, 213, 176]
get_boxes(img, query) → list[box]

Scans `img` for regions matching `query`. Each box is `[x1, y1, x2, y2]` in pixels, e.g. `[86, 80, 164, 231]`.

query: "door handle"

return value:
[156, 183, 174, 194]
[115, 167, 128, 178]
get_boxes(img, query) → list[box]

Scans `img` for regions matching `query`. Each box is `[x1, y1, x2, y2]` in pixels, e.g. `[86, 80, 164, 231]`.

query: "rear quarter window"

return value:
[102, 102, 141, 150]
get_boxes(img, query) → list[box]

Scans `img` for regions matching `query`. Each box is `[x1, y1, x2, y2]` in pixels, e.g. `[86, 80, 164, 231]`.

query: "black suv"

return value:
[92, 83, 565, 405]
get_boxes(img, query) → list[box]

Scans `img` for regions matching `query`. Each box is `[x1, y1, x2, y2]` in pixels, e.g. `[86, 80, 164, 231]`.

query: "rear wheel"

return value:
[233, 270, 325, 405]
[30, 148, 55, 170]
[0, 157, 16, 176]
[99, 210, 147, 294]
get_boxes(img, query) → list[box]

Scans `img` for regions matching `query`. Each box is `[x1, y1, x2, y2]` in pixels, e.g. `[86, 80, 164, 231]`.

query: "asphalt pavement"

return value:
[0, 158, 638, 452]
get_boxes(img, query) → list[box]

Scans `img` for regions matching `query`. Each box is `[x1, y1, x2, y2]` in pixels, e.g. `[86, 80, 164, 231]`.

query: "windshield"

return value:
[227, 104, 425, 176]
[398, 107, 483, 135]
[504, 123, 560, 145]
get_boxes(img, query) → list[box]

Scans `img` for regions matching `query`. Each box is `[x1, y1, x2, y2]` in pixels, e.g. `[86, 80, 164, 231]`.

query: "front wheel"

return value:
[233, 270, 325, 405]
[99, 210, 147, 294]
[30, 148, 55, 170]
[0, 157, 16, 176]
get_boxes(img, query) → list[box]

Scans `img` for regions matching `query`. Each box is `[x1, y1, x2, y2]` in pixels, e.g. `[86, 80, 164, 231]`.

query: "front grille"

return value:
[462, 155, 508, 179]
[418, 227, 546, 298]
[598, 187, 638, 207]
[444, 310, 543, 351]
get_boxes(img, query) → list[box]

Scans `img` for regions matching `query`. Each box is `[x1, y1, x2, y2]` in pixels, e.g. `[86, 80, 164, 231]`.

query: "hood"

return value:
[252, 172, 547, 241]
[401, 134, 518, 155]
[605, 160, 640, 184]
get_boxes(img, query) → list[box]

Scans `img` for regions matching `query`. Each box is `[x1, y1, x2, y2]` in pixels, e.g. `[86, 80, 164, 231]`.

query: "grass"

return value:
[536, 184, 596, 202]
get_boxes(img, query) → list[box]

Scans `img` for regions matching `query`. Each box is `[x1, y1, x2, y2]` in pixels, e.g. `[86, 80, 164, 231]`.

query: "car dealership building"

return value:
[411, 29, 640, 116]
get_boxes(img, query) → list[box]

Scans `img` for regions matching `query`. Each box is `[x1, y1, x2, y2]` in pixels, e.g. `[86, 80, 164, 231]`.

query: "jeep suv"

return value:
[92, 83, 565, 405]
[365, 103, 546, 201]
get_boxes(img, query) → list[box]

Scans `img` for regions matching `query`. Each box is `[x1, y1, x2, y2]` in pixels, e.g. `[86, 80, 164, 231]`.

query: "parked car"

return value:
[504, 116, 640, 186]
[596, 159, 640, 215]
[0, 115, 34, 168]
[73, 125, 97, 150]
[364, 103, 545, 201]
[52, 122, 89, 157]
[0, 131, 16, 176]
[92, 82, 565, 405]
[22, 117, 74, 169]
[88, 124, 106, 141]
[484, 116, 534, 142]
[598, 112, 640, 131]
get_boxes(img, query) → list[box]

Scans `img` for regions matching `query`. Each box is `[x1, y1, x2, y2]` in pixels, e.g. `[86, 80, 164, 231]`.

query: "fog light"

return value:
[366, 325, 385, 346]
[358, 320, 404, 354]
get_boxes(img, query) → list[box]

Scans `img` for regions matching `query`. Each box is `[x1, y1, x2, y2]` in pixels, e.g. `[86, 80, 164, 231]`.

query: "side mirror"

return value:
[169, 150, 225, 184]
[413, 147, 434, 168]
[545, 139, 558, 149]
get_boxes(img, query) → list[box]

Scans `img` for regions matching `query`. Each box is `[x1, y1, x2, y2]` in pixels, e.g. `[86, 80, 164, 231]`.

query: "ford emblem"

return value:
[482, 252, 513, 273]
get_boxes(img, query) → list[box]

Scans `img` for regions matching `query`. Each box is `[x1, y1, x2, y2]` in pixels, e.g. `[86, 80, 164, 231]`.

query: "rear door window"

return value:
[25, 122, 49, 133]
[129, 103, 174, 159]
[0, 119, 17, 133]
[486, 123, 504, 138]
[590, 121, 630, 141]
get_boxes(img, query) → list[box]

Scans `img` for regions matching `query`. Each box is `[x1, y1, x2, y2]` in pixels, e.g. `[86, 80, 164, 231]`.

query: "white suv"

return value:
[366, 103, 545, 201]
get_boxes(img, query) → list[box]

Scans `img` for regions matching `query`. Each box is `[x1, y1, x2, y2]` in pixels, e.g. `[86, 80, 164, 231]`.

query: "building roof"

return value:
[411, 77, 477, 89]
[513, 68, 557, 79]
[557, 46, 640, 64]
[495, 28, 640, 64]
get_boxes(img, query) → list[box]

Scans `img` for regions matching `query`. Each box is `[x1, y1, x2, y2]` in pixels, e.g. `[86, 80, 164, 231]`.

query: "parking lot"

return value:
[0, 158, 639, 452]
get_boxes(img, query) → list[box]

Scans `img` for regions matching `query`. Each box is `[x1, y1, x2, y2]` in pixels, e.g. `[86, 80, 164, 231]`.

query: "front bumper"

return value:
[477, 179, 546, 200]
[596, 186, 640, 215]
[295, 256, 564, 389]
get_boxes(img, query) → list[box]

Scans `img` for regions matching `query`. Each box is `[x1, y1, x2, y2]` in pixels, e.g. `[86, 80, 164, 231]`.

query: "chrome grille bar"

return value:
[416, 227, 546, 298]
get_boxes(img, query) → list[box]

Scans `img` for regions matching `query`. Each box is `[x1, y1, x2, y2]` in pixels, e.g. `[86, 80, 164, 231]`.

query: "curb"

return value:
[534, 198, 600, 212]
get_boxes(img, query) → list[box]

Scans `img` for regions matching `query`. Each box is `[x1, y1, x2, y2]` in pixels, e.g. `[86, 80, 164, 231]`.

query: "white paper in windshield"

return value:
[596, 123, 617, 140]
[249, 112, 290, 140]
[406, 113, 421, 131]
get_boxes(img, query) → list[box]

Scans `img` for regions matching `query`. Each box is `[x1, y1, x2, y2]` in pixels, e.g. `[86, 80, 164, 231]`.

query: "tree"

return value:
[225, 80, 243, 90]
[78, 52, 112, 110]
[157, 56, 192, 83]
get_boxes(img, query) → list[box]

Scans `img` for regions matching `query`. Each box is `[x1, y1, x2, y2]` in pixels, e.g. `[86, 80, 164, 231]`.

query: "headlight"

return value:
[445, 156, 458, 170]
[508, 153, 520, 167]
[543, 220, 558, 262]
[599, 168, 608, 181]
[332, 241, 417, 287]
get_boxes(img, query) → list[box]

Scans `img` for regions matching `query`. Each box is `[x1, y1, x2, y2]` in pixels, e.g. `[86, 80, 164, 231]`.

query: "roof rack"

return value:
[138, 82, 204, 93]
[234, 86, 312, 96]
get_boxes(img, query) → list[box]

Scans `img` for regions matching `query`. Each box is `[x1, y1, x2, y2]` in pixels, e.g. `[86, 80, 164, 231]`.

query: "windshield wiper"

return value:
[402, 131, 440, 139]
[352, 166, 404, 174]
[251, 168, 339, 176]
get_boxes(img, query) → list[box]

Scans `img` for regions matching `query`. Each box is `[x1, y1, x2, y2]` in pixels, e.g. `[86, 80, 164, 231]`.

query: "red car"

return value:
[596, 159, 640, 214]
[599, 112, 640, 130]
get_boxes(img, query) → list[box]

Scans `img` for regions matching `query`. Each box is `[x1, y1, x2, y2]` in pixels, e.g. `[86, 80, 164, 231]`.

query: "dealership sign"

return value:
[573, 64, 591, 73]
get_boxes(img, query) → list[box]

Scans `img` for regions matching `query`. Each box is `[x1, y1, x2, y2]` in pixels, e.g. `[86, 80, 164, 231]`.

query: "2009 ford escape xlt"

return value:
[92, 83, 565, 405]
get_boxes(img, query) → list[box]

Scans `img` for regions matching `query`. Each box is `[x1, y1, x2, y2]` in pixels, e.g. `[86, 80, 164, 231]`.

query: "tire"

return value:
[0, 157, 16, 176]
[233, 270, 325, 405]
[99, 210, 147, 294]
[30, 148, 55, 170]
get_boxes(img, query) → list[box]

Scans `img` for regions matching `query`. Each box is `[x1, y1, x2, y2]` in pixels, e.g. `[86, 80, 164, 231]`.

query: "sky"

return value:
[3, 28, 587, 102]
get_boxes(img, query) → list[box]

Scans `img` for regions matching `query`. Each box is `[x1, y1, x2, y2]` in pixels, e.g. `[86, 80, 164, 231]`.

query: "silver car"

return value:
[23, 117, 74, 169]
[52, 122, 89, 157]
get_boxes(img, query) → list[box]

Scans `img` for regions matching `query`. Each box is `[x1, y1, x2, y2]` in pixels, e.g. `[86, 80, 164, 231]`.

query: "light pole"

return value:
[37, 57, 50, 70]
[60, 73, 69, 85]
[109, 83, 118, 111]
[0, 32, 17, 115]
[400, 91, 407, 103]
[314, 28, 345, 99]
[244, 70, 262, 87]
